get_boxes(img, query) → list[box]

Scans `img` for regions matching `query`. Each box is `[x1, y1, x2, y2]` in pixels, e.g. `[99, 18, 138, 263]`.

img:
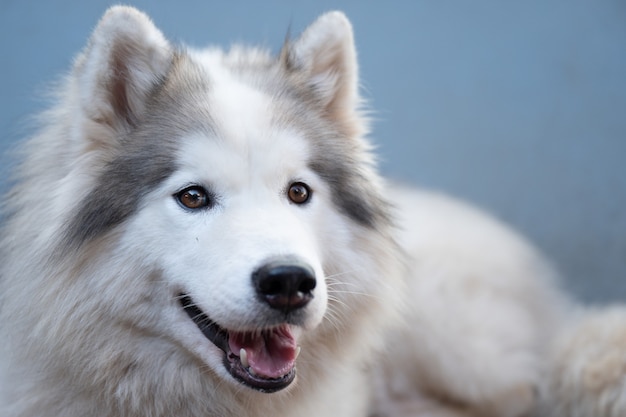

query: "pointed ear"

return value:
[282, 12, 362, 134]
[74, 6, 173, 132]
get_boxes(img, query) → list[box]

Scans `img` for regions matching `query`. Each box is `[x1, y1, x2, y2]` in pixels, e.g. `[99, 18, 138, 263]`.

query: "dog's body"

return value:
[0, 7, 624, 417]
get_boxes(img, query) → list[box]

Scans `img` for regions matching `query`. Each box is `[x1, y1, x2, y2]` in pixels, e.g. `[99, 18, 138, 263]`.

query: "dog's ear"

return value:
[73, 6, 172, 135]
[282, 12, 362, 134]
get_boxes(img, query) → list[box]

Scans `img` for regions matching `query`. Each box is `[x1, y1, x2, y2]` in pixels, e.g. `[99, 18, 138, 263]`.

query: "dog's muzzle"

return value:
[180, 256, 316, 393]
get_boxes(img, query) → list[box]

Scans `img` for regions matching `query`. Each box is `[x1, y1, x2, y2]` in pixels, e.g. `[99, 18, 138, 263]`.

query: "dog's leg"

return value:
[539, 306, 626, 417]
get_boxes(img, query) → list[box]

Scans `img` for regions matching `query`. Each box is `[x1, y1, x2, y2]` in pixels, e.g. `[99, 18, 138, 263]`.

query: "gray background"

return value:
[1, 1, 624, 303]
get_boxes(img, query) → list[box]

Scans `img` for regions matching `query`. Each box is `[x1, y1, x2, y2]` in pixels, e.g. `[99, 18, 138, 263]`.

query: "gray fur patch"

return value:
[63, 53, 215, 250]
[269, 82, 391, 230]
[308, 149, 391, 229]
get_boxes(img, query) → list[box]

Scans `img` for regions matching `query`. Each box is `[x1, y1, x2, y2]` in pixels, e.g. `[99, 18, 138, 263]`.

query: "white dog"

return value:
[0, 6, 623, 417]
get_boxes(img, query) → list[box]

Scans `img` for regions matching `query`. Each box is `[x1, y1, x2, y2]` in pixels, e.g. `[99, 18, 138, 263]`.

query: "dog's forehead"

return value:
[190, 50, 279, 147]
[157, 49, 305, 147]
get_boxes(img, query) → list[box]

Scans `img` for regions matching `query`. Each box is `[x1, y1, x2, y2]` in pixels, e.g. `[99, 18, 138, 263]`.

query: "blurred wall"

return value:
[1, 1, 624, 303]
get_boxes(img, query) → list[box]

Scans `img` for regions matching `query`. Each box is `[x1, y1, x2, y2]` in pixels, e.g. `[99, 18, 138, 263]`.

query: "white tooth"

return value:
[248, 367, 257, 376]
[239, 348, 249, 368]
[295, 346, 301, 359]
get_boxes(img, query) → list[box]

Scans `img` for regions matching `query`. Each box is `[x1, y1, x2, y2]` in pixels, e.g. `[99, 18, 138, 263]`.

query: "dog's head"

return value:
[10, 7, 400, 399]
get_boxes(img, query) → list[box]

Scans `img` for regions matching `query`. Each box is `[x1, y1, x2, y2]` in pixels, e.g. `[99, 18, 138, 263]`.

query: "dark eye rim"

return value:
[287, 181, 312, 205]
[174, 185, 213, 211]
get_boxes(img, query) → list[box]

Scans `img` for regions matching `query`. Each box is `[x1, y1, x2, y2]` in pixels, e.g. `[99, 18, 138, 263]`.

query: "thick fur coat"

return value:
[1, 7, 624, 417]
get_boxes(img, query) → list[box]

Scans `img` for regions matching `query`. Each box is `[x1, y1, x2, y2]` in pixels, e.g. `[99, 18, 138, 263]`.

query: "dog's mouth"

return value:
[179, 294, 299, 393]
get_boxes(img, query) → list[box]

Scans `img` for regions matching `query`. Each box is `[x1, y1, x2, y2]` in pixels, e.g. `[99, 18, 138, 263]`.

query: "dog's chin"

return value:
[178, 294, 300, 393]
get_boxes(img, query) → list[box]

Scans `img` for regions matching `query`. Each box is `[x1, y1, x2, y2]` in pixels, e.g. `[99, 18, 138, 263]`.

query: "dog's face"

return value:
[51, 7, 392, 394]
[132, 88, 332, 392]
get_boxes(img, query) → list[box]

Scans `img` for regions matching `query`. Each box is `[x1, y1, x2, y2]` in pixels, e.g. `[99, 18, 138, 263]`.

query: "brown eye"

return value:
[176, 186, 211, 210]
[288, 182, 311, 204]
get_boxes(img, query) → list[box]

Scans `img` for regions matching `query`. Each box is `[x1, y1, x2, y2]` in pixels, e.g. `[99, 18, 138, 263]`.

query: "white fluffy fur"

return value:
[1, 6, 624, 417]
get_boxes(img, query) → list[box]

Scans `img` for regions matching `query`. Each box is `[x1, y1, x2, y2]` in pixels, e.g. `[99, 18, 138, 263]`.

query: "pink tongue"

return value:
[228, 324, 298, 379]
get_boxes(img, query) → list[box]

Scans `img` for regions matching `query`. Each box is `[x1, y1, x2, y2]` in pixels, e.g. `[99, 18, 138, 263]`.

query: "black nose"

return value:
[253, 258, 316, 313]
